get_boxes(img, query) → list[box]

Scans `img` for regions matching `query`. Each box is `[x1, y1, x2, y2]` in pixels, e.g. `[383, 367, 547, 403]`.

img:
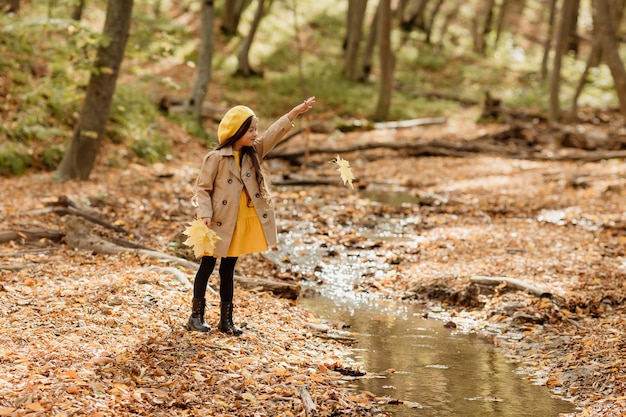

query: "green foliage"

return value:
[0, 143, 32, 176]
[1, 0, 622, 178]
[127, 3, 187, 63]
[109, 84, 172, 163]
[168, 113, 211, 143]
[41, 145, 65, 170]
[131, 135, 170, 164]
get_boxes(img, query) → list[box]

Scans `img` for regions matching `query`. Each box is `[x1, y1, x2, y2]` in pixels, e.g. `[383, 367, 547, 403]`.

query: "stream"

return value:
[269, 189, 578, 417]
[297, 293, 576, 417]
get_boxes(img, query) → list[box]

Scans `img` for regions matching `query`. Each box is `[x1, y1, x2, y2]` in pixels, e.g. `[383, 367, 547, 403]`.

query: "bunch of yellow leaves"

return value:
[182, 219, 221, 258]
[331, 154, 355, 189]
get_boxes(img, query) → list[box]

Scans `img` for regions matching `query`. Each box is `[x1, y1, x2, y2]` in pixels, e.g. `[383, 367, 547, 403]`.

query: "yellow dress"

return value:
[227, 151, 268, 256]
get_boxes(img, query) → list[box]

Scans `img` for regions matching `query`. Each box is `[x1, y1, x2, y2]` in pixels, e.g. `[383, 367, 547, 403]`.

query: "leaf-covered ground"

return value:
[1, 109, 625, 416]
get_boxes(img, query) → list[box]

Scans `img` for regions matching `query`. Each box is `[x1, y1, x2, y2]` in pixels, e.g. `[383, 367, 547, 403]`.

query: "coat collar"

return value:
[217, 146, 246, 179]
[217, 146, 234, 156]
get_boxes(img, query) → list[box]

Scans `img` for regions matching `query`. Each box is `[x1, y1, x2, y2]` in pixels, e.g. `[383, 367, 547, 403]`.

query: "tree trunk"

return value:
[494, 0, 526, 49]
[373, 0, 393, 121]
[434, 6, 458, 54]
[566, 0, 580, 56]
[236, 0, 266, 77]
[549, 0, 576, 124]
[473, 0, 496, 54]
[189, 0, 215, 123]
[570, 33, 603, 117]
[361, 1, 379, 80]
[401, 0, 428, 31]
[540, 0, 558, 81]
[594, 0, 626, 116]
[56, 0, 134, 180]
[71, 0, 85, 21]
[0, 0, 19, 12]
[221, 0, 248, 36]
[424, 0, 444, 44]
[343, 0, 368, 80]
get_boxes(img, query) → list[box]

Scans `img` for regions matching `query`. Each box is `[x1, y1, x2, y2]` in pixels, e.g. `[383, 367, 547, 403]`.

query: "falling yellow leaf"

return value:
[331, 155, 354, 189]
[182, 218, 221, 258]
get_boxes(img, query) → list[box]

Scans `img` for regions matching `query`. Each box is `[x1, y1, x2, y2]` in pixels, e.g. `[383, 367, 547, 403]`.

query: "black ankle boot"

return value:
[218, 302, 243, 336]
[186, 298, 211, 332]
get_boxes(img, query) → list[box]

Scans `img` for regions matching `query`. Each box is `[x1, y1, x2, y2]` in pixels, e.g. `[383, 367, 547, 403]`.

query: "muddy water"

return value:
[298, 294, 576, 417]
[271, 190, 577, 417]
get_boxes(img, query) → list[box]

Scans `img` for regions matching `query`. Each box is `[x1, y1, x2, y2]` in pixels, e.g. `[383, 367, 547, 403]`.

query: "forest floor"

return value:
[1, 106, 625, 417]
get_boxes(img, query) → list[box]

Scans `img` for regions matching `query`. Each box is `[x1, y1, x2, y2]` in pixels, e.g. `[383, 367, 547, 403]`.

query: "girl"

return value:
[187, 97, 316, 335]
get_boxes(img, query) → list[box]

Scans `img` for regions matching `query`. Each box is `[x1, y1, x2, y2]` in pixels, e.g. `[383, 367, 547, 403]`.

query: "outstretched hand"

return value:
[288, 96, 316, 121]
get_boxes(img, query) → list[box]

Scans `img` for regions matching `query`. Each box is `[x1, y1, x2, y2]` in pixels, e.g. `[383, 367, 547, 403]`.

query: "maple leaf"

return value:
[331, 155, 355, 189]
[182, 218, 221, 258]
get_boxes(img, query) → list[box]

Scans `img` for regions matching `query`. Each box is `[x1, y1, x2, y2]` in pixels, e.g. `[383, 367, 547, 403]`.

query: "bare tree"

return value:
[71, 0, 85, 21]
[540, 0, 558, 81]
[566, 0, 581, 56]
[0, 0, 19, 12]
[424, 0, 444, 44]
[236, 0, 266, 77]
[361, 1, 380, 80]
[56, 0, 134, 180]
[189, 0, 215, 123]
[221, 0, 249, 36]
[570, 0, 625, 114]
[494, 0, 526, 49]
[472, 0, 496, 55]
[593, 0, 626, 116]
[373, 0, 394, 121]
[549, 0, 577, 124]
[400, 0, 428, 31]
[343, 0, 368, 80]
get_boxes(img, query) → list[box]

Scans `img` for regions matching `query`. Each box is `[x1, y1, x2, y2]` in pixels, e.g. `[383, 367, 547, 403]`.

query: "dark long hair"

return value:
[217, 116, 269, 201]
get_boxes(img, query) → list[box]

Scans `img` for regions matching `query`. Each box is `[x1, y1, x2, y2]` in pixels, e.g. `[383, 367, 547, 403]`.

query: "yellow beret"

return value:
[217, 105, 256, 143]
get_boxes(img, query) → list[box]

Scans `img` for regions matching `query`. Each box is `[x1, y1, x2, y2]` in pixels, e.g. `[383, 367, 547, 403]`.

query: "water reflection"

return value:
[298, 295, 577, 417]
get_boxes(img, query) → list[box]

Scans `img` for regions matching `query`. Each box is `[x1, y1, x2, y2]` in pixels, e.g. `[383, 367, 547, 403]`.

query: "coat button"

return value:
[227, 178, 233, 184]
[255, 193, 260, 198]
[246, 172, 251, 177]
[222, 200, 227, 205]
[263, 213, 268, 219]
[216, 222, 222, 226]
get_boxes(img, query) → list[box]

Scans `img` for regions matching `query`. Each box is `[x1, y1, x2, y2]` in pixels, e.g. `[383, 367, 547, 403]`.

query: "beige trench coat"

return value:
[195, 115, 294, 257]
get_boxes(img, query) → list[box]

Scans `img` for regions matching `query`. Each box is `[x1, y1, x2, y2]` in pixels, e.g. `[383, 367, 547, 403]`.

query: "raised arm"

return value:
[287, 96, 316, 122]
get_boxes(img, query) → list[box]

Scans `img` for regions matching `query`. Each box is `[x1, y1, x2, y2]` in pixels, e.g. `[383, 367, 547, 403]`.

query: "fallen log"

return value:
[0, 227, 63, 244]
[335, 116, 446, 132]
[0, 249, 54, 257]
[469, 275, 551, 298]
[0, 264, 36, 271]
[374, 117, 447, 129]
[64, 216, 299, 298]
[532, 149, 626, 162]
[272, 174, 338, 187]
[268, 139, 501, 160]
[270, 134, 626, 163]
[47, 195, 136, 236]
[235, 275, 300, 299]
[158, 96, 227, 122]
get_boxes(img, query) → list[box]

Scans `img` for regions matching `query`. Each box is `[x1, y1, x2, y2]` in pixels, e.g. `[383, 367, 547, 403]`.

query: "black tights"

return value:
[192, 256, 238, 303]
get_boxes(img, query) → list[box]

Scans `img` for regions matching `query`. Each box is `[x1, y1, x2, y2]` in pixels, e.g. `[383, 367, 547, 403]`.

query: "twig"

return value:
[0, 248, 54, 257]
[0, 264, 37, 271]
[470, 275, 551, 298]
[297, 385, 318, 417]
